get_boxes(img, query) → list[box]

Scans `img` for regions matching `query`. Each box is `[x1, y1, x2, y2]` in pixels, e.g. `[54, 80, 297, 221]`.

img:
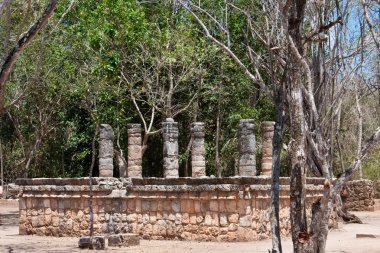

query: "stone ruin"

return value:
[100, 118, 276, 178]
[15, 118, 374, 242]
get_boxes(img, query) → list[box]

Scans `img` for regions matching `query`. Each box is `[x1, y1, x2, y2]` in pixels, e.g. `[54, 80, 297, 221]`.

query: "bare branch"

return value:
[48, 0, 76, 37]
[362, 0, 380, 52]
[333, 126, 380, 194]
[178, 0, 268, 93]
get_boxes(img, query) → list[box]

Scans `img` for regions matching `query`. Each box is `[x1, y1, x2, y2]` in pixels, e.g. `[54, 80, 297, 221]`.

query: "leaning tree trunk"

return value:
[0, 0, 58, 114]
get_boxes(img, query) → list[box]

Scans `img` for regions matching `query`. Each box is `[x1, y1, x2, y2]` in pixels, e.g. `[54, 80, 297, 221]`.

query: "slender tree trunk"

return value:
[215, 83, 222, 177]
[184, 137, 193, 177]
[270, 78, 285, 253]
[354, 83, 363, 178]
[0, 139, 4, 199]
[335, 103, 345, 172]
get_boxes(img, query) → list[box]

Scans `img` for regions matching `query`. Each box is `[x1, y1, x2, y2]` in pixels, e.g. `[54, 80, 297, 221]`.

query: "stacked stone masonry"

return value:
[344, 179, 375, 211]
[16, 177, 339, 241]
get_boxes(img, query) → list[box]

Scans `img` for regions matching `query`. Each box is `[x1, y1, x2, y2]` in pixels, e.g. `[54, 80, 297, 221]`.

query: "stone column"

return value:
[238, 119, 256, 176]
[162, 118, 179, 178]
[99, 124, 114, 177]
[127, 124, 142, 178]
[191, 122, 206, 177]
[261, 121, 275, 176]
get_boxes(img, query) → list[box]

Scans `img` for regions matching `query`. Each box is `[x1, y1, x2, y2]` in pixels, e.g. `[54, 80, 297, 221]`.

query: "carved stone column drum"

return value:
[261, 121, 275, 176]
[127, 124, 142, 178]
[162, 118, 179, 178]
[191, 122, 206, 177]
[238, 119, 256, 176]
[99, 124, 114, 177]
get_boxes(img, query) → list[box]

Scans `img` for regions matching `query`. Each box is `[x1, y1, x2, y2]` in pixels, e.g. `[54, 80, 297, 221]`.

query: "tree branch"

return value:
[178, 0, 268, 93]
[0, 0, 58, 114]
[333, 126, 380, 194]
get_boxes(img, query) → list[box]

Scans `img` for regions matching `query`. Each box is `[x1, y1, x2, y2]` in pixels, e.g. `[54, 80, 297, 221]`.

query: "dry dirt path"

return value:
[1, 200, 380, 253]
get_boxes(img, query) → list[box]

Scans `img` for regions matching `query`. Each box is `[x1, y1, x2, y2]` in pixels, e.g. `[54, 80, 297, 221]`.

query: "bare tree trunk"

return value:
[287, 2, 309, 252]
[288, 70, 308, 253]
[183, 137, 193, 177]
[335, 104, 345, 172]
[270, 77, 285, 253]
[88, 125, 99, 241]
[215, 83, 222, 177]
[354, 83, 363, 178]
[0, 139, 4, 199]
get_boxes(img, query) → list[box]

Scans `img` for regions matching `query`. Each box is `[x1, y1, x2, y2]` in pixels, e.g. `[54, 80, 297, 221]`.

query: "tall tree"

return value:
[178, 0, 380, 252]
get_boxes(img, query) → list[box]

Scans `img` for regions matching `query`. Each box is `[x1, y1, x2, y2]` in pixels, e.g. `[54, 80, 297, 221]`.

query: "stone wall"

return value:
[344, 179, 375, 211]
[16, 177, 335, 241]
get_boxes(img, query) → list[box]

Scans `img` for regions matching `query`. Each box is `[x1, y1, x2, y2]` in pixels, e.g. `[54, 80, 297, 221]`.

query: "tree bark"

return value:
[270, 78, 286, 253]
[286, 1, 308, 252]
[215, 82, 222, 177]
[354, 83, 363, 178]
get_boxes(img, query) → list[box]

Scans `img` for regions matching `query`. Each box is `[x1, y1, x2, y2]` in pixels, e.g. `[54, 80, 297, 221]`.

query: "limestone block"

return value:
[210, 200, 219, 212]
[171, 200, 180, 213]
[228, 213, 239, 223]
[237, 227, 258, 241]
[152, 222, 166, 236]
[204, 212, 212, 225]
[226, 201, 237, 213]
[220, 213, 228, 227]
[239, 215, 252, 227]
[228, 223, 238, 231]
[182, 213, 190, 224]
[175, 213, 182, 225]
[79, 236, 106, 249]
[190, 214, 197, 224]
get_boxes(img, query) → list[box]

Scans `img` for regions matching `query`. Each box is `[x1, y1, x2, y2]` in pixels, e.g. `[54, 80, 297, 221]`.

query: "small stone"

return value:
[228, 213, 239, 223]
[220, 213, 228, 227]
[107, 234, 139, 248]
[239, 215, 252, 227]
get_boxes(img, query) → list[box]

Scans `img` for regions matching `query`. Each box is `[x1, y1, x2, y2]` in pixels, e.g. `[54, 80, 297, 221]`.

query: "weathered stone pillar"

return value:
[127, 124, 142, 178]
[261, 121, 275, 176]
[191, 122, 206, 177]
[99, 124, 114, 177]
[238, 119, 256, 176]
[162, 118, 179, 178]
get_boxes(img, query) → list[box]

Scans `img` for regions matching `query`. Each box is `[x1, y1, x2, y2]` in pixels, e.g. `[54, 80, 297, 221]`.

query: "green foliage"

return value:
[0, 0, 279, 181]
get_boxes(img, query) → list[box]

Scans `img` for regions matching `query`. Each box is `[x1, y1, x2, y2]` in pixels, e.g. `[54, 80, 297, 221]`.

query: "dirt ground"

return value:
[1, 200, 380, 253]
